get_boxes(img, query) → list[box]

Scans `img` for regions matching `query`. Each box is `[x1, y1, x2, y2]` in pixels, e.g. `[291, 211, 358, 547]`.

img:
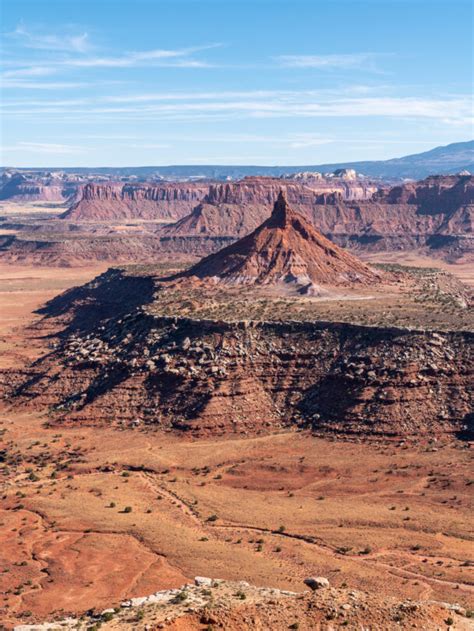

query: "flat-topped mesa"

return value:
[183, 191, 382, 289]
[61, 181, 211, 221]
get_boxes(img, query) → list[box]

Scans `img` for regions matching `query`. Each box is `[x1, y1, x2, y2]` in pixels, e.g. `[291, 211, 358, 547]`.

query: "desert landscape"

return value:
[1, 168, 473, 268]
[0, 186, 472, 630]
[1, 0, 473, 628]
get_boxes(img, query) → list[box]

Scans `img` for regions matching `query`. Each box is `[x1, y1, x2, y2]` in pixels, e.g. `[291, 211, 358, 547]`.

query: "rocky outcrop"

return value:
[5, 269, 472, 439]
[14, 578, 469, 631]
[62, 182, 211, 221]
[184, 192, 381, 288]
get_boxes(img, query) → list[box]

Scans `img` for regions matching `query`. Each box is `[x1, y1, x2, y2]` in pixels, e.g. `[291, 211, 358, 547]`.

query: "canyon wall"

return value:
[62, 182, 212, 221]
[164, 175, 474, 261]
[3, 175, 472, 264]
[62, 177, 377, 223]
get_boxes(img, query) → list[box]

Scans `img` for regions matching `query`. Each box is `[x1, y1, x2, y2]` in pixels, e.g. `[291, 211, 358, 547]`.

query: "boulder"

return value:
[304, 576, 330, 590]
[194, 576, 213, 586]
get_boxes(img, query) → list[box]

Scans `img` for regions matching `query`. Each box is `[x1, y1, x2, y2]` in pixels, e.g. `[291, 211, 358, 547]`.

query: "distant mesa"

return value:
[331, 168, 358, 180]
[285, 171, 323, 181]
[183, 191, 381, 291]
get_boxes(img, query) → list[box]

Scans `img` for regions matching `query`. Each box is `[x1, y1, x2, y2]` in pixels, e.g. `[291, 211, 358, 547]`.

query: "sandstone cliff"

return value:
[62, 182, 212, 221]
[62, 176, 377, 223]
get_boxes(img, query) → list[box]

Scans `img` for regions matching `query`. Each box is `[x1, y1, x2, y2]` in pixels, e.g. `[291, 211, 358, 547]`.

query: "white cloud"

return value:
[2, 142, 85, 154]
[276, 53, 382, 70]
[287, 134, 334, 149]
[4, 25, 219, 78]
[11, 25, 91, 53]
[2, 66, 56, 78]
[87, 96, 472, 124]
[1, 80, 89, 89]
[102, 90, 305, 103]
[1, 76, 471, 128]
[64, 52, 207, 69]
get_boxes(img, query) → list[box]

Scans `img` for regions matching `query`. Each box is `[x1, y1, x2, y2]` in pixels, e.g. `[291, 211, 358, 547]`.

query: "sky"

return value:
[1, 0, 473, 167]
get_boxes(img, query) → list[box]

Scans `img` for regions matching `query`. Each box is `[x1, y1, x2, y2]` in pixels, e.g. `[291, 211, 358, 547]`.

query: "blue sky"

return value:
[1, 0, 472, 167]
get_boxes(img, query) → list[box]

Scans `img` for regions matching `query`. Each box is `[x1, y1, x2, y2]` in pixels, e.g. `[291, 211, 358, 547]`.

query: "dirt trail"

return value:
[210, 522, 474, 597]
[141, 471, 202, 524]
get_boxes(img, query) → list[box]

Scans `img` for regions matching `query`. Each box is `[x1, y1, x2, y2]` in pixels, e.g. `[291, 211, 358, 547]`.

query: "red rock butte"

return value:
[185, 191, 381, 288]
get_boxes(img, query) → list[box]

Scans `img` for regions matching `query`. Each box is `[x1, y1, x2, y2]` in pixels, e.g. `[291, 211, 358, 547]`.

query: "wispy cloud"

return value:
[62, 44, 219, 68]
[2, 66, 57, 79]
[1, 80, 90, 90]
[275, 53, 384, 71]
[102, 89, 308, 103]
[2, 92, 471, 126]
[2, 142, 85, 154]
[287, 134, 334, 149]
[3, 24, 220, 86]
[11, 24, 91, 53]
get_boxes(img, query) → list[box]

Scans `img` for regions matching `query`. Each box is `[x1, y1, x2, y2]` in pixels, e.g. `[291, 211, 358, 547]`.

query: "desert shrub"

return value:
[336, 546, 352, 555]
[206, 514, 218, 522]
[174, 590, 188, 603]
[101, 611, 114, 622]
[123, 506, 132, 513]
